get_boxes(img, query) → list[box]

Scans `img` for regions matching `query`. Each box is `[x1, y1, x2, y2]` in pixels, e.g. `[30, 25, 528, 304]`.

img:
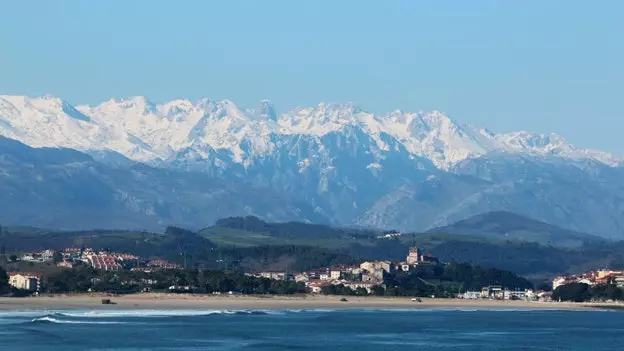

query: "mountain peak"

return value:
[0, 94, 621, 170]
[251, 100, 278, 120]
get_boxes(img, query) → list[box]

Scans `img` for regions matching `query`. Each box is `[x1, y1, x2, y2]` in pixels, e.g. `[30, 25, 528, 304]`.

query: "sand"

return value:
[0, 293, 606, 311]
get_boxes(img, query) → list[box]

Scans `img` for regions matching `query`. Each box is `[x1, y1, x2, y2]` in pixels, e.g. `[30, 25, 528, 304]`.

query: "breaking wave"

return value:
[55, 309, 275, 318]
[30, 315, 129, 325]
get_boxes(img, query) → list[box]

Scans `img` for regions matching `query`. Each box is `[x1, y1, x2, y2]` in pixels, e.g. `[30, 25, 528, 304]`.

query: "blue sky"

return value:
[1, 1, 622, 153]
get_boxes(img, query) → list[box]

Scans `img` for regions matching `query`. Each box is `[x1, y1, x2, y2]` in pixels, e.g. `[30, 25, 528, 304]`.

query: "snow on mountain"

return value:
[0, 95, 163, 162]
[1, 94, 621, 170]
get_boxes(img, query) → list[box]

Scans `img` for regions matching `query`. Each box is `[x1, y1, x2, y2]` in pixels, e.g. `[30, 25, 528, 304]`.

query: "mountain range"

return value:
[1, 94, 624, 238]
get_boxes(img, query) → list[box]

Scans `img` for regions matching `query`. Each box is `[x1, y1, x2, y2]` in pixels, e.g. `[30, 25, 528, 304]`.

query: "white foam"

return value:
[32, 316, 127, 325]
[57, 309, 271, 318]
[0, 311, 53, 318]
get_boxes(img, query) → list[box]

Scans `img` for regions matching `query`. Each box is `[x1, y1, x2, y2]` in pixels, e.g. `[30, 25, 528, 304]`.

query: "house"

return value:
[251, 271, 295, 280]
[256, 272, 294, 281]
[8, 272, 41, 292]
[112, 253, 140, 261]
[614, 276, 624, 288]
[307, 280, 331, 293]
[345, 265, 362, 275]
[362, 270, 384, 283]
[328, 265, 363, 278]
[399, 263, 411, 272]
[405, 247, 439, 265]
[552, 276, 567, 290]
[19, 254, 35, 262]
[539, 292, 553, 302]
[460, 291, 482, 299]
[39, 249, 56, 262]
[88, 255, 122, 271]
[147, 259, 182, 269]
[343, 282, 376, 293]
[360, 261, 394, 274]
[168, 285, 195, 292]
[57, 259, 74, 269]
[330, 268, 344, 279]
[307, 270, 329, 280]
[295, 273, 310, 283]
[481, 285, 503, 299]
[420, 254, 439, 264]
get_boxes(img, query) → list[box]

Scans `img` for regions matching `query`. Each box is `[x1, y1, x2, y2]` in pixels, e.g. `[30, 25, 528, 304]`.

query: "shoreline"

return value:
[0, 293, 614, 311]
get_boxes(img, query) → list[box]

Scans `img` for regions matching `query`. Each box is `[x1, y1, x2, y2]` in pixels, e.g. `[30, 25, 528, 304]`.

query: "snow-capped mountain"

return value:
[1, 94, 624, 238]
[1, 94, 620, 170]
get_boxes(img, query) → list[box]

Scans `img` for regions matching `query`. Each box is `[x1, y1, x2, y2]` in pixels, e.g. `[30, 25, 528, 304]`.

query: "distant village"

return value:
[247, 247, 552, 301]
[6, 246, 551, 301]
[246, 248, 440, 293]
[7, 247, 180, 292]
[552, 270, 624, 290]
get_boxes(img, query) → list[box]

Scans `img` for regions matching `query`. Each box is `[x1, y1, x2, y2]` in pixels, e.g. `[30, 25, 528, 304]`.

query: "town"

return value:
[3, 246, 551, 302]
[553, 270, 624, 290]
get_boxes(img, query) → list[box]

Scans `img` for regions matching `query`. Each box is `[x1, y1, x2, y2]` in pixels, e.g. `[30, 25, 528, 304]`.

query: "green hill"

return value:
[428, 211, 603, 248]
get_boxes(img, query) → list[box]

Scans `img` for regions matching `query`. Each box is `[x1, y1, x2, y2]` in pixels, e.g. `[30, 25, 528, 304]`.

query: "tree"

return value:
[53, 251, 63, 264]
[552, 283, 591, 302]
[0, 267, 9, 294]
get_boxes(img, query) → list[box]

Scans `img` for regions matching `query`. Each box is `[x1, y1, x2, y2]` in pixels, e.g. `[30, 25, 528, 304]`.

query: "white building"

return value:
[8, 272, 41, 292]
[461, 291, 482, 299]
[343, 282, 376, 293]
[330, 270, 342, 280]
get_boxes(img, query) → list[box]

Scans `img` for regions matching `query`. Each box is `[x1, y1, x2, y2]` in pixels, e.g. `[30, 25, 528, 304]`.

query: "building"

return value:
[39, 249, 56, 262]
[360, 261, 394, 284]
[360, 261, 394, 274]
[147, 259, 182, 269]
[343, 282, 376, 293]
[57, 259, 74, 269]
[345, 265, 362, 275]
[88, 255, 122, 271]
[319, 272, 331, 281]
[614, 276, 624, 288]
[294, 273, 309, 283]
[307, 280, 331, 293]
[481, 285, 503, 299]
[329, 264, 360, 279]
[362, 270, 385, 283]
[406, 248, 420, 265]
[460, 291, 482, 299]
[8, 272, 41, 292]
[255, 272, 294, 281]
[421, 254, 439, 264]
[552, 276, 567, 290]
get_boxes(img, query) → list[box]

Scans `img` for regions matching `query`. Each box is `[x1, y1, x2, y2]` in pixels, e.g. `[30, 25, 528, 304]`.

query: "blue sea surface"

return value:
[0, 308, 622, 350]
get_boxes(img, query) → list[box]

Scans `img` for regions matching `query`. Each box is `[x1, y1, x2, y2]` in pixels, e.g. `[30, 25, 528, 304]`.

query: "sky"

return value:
[1, 0, 623, 153]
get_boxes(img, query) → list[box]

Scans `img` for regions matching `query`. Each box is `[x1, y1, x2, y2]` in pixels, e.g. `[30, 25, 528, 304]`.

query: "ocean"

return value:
[0, 308, 622, 350]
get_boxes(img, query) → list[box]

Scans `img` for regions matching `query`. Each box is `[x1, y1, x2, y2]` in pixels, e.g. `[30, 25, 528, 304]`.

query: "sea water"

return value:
[0, 308, 622, 350]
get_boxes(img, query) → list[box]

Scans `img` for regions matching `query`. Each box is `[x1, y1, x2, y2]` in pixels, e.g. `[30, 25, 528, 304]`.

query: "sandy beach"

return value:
[0, 293, 606, 311]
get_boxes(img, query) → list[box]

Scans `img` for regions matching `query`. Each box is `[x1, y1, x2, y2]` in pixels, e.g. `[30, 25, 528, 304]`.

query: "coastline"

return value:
[0, 293, 609, 311]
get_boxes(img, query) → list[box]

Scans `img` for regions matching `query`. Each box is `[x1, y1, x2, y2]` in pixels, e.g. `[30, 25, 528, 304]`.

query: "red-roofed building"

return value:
[307, 280, 331, 293]
[87, 255, 122, 271]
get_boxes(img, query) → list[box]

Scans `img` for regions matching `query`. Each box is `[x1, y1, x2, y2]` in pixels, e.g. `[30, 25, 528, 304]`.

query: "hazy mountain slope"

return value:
[427, 211, 603, 247]
[0, 137, 327, 230]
